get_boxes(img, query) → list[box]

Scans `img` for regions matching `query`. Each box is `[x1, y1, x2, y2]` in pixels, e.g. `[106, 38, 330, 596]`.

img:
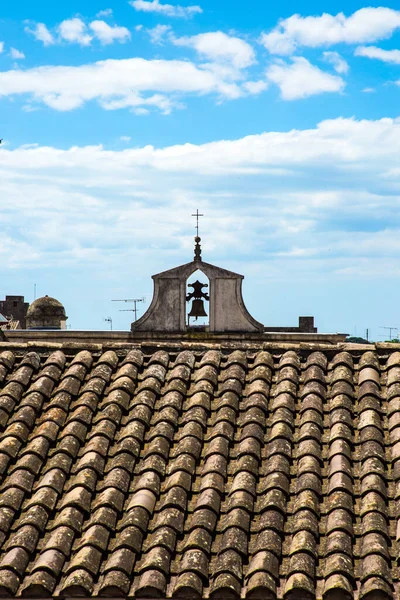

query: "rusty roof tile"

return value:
[159, 487, 188, 511]
[140, 546, 171, 576]
[103, 547, 136, 576]
[167, 364, 192, 383]
[213, 550, 242, 581]
[196, 489, 221, 514]
[278, 351, 301, 370]
[114, 362, 139, 382]
[148, 350, 170, 368]
[84, 506, 117, 532]
[66, 545, 102, 578]
[145, 526, 177, 553]
[245, 570, 276, 598]
[69, 350, 94, 368]
[179, 548, 209, 581]
[284, 572, 314, 598]
[0, 345, 399, 597]
[0, 569, 20, 595]
[183, 528, 213, 553]
[97, 570, 131, 596]
[172, 570, 203, 597]
[60, 567, 94, 595]
[42, 525, 75, 556]
[109, 524, 143, 553]
[249, 364, 272, 384]
[0, 350, 15, 370]
[135, 568, 167, 596]
[31, 549, 66, 577]
[359, 351, 380, 370]
[359, 576, 393, 599]
[20, 571, 58, 596]
[197, 350, 221, 368]
[4, 524, 39, 554]
[0, 547, 30, 576]
[122, 349, 144, 367]
[174, 350, 196, 368]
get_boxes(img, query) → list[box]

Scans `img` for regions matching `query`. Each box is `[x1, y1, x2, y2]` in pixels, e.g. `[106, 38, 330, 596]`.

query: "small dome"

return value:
[26, 295, 67, 330]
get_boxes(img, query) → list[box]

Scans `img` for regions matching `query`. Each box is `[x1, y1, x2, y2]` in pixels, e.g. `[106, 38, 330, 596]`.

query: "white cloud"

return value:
[0, 57, 246, 112]
[25, 22, 55, 46]
[173, 31, 255, 69]
[4, 115, 400, 332]
[58, 18, 92, 46]
[3, 116, 400, 176]
[267, 57, 345, 100]
[147, 24, 172, 44]
[130, 0, 202, 19]
[27, 17, 133, 47]
[96, 8, 113, 18]
[323, 51, 349, 74]
[10, 48, 25, 60]
[362, 87, 376, 93]
[261, 8, 400, 54]
[243, 80, 268, 94]
[120, 136, 132, 142]
[89, 20, 131, 44]
[355, 45, 400, 64]
[2, 117, 400, 280]
[133, 107, 150, 115]
[0, 42, 4, 53]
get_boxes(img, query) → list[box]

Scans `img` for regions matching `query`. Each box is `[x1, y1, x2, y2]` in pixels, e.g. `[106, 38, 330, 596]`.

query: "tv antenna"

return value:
[104, 317, 113, 331]
[379, 326, 399, 340]
[112, 297, 146, 322]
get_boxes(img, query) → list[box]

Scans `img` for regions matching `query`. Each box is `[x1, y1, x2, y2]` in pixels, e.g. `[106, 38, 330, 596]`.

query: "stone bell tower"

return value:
[131, 234, 263, 334]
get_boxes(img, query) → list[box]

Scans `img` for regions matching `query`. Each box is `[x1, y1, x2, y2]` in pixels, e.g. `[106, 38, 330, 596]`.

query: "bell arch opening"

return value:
[186, 269, 210, 330]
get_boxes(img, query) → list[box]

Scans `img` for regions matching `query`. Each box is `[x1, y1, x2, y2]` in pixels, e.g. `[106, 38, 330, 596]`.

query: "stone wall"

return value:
[0, 296, 29, 329]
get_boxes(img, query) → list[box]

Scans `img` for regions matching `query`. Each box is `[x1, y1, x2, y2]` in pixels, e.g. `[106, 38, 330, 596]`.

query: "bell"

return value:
[188, 299, 207, 320]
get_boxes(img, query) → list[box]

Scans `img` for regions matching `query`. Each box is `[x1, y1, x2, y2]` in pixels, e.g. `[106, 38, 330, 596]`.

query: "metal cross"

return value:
[191, 209, 204, 237]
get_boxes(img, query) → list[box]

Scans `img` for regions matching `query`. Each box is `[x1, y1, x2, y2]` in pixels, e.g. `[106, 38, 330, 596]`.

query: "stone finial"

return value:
[194, 236, 202, 262]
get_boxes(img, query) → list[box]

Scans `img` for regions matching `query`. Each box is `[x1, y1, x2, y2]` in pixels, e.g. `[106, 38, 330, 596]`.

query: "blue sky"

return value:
[2, 1, 400, 339]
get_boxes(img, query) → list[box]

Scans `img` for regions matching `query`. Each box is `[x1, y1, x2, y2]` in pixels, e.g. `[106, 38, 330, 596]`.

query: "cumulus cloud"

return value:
[173, 31, 255, 69]
[2, 117, 400, 276]
[242, 80, 268, 94]
[25, 22, 55, 46]
[58, 18, 92, 45]
[322, 51, 349, 74]
[89, 20, 131, 44]
[147, 24, 172, 44]
[267, 57, 345, 100]
[10, 48, 26, 60]
[26, 17, 130, 47]
[355, 45, 400, 64]
[0, 42, 4, 53]
[3, 116, 400, 331]
[96, 8, 113, 18]
[130, 0, 202, 18]
[260, 7, 400, 54]
[0, 57, 248, 112]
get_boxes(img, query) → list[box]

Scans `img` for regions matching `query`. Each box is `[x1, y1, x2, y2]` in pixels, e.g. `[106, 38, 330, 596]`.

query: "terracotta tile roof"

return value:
[0, 342, 399, 598]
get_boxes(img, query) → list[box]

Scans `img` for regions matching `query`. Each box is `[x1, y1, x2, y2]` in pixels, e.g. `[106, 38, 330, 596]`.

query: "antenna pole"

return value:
[379, 326, 399, 340]
[112, 297, 146, 322]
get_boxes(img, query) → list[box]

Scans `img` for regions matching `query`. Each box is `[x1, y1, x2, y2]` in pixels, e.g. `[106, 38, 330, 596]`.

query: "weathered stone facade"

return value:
[0, 296, 29, 329]
[26, 295, 67, 330]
